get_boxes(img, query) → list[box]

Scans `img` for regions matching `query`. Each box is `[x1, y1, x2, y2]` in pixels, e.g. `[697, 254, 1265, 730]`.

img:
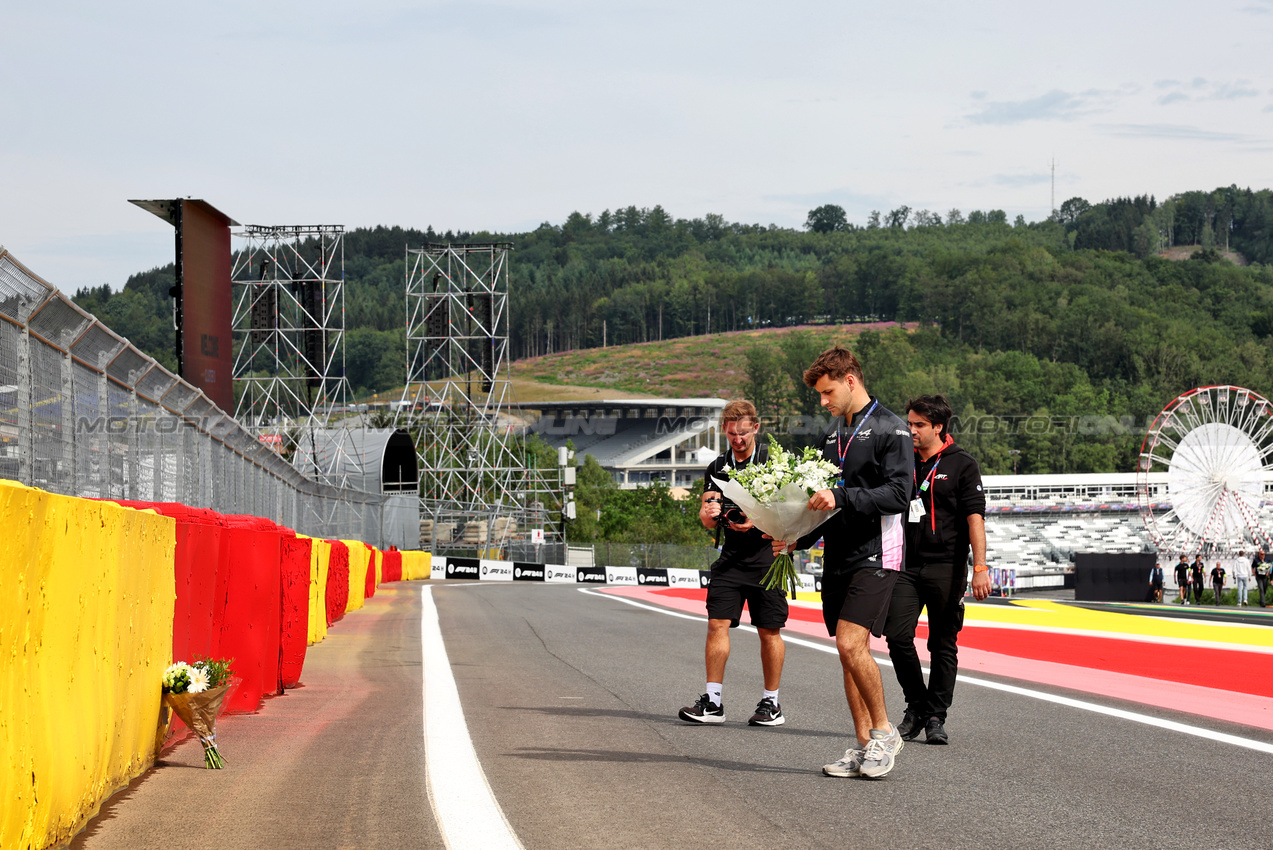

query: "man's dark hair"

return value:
[803, 345, 864, 387]
[905, 394, 954, 438]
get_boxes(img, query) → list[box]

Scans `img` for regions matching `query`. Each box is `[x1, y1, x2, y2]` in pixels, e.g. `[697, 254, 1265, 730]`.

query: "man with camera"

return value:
[679, 400, 788, 727]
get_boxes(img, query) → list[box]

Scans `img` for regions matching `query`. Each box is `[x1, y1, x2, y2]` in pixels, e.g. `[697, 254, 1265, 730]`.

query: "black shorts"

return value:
[706, 573, 789, 629]
[821, 566, 900, 637]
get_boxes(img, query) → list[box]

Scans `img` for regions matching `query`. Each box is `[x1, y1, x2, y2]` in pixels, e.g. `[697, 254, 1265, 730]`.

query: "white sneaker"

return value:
[859, 727, 902, 778]
[822, 746, 864, 777]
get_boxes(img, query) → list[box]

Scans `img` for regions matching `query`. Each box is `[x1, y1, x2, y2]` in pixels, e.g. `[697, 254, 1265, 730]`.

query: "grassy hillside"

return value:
[512, 321, 907, 399]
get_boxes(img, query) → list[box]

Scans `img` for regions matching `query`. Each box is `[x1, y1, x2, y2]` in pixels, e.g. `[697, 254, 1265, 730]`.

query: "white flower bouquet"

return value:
[712, 435, 840, 593]
[160, 657, 236, 769]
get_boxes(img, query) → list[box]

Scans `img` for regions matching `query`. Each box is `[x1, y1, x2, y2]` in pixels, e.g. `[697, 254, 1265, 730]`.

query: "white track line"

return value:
[421, 585, 523, 849]
[580, 588, 1273, 755]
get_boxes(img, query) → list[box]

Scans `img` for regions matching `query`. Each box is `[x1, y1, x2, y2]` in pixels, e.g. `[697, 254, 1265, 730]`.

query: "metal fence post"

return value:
[17, 324, 32, 485]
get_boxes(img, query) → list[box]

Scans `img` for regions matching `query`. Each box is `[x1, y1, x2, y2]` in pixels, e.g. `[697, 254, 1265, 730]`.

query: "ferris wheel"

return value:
[1137, 385, 1273, 556]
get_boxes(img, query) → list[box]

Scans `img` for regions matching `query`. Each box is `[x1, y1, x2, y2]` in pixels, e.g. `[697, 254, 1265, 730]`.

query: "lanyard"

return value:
[913, 435, 953, 532]
[726, 442, 758, 471]
[836, 399, 879, 481]
[917, 453, 945, 493]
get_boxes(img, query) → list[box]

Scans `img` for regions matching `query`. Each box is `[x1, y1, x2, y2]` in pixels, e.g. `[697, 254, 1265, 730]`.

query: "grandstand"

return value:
[516, 399, 726, 488]
[980, 474, 1154, 587]
[983, 473, 1155, 579]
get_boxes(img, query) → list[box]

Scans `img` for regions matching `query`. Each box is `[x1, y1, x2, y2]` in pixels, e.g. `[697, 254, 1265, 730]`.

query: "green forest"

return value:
[73, 184, 1273, 475]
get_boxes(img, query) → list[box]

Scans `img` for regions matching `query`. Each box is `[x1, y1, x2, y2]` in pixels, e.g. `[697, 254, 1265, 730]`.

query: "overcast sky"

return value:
[3, 0, 1273, 292]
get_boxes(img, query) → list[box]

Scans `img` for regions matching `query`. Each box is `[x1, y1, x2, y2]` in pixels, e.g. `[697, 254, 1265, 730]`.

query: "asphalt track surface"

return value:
[74, 581, 1273, 850]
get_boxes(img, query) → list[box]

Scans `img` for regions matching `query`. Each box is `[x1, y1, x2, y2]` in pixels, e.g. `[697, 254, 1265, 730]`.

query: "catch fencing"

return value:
[584, 541, 717, 570]
[0, 247, 412, 547]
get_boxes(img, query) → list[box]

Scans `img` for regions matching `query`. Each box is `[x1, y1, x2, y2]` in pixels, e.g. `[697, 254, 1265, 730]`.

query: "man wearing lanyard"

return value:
[679, 400, 788, 726]
[884, 395, 988, 746]
[770, 346, 912, 778]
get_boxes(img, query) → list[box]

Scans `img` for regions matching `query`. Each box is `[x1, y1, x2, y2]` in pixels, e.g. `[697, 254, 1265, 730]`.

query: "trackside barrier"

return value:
[279, 534, 312, 689]
[0, 481, 175, 850]
[303, 535, 332, 646]
[365, 543, 380, 600]
[342, 539, 371, 614]
[325, 541, 351, 626]
[382, 548, 403, 582]
[220, 515, 285, 712]
[400, 550, 431, 580]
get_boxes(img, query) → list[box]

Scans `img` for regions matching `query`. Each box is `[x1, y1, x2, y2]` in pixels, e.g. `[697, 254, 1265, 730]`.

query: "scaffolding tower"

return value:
[398, 243, 563, 558]
[231, 225, 354, 488]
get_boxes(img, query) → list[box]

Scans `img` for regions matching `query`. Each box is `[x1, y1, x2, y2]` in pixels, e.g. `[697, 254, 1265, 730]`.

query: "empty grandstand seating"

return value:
[986, 513, 1153, 573]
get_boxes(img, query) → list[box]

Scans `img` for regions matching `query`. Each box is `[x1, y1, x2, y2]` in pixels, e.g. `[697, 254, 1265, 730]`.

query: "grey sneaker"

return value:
[859, 727, 902, 778]
[822, 745, 865, 777]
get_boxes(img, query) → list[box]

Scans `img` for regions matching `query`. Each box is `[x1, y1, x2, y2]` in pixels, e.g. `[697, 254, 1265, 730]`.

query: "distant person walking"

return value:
[1174, 555, 1191, 605]
[1191, 557, 1206, 605]
[1210, 562, 1227, 606]
[1254, 551, 1271, 607]
[1149, 562, 1164, 603]
[1231, 551, 1251, 607]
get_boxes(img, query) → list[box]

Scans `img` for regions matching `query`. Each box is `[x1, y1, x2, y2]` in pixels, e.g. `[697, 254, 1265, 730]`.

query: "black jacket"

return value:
[905, 439, 985, 570]
[797, 397, 913, 573]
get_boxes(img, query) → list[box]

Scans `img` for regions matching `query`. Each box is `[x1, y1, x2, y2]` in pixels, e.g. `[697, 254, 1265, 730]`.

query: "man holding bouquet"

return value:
[884, 394, 988, 746]
[771, 346, 913, 778]
[679, 400, 788, 727]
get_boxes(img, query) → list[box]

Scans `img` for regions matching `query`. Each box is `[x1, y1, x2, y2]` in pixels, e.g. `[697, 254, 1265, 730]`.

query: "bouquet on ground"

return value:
[160, 657, 236, 768]
[712, 435, 841, 593]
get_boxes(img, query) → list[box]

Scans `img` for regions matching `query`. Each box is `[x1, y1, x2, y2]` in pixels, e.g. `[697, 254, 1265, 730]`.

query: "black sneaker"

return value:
[924, 716, 949, 745]
[748, 697, 785, 727]
[897, 709, 923, 741]
[679, 694, 725, 724]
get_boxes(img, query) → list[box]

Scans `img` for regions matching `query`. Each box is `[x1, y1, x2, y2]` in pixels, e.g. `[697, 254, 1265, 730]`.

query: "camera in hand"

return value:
[706, 496, 745, 525]
[707, 497, 747, 545]
[718, 502, 746, 526]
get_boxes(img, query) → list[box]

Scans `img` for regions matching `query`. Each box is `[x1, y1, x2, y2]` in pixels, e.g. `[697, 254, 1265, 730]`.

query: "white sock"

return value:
[706, 682, 723, 706]
[763, 688, 779, 703]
